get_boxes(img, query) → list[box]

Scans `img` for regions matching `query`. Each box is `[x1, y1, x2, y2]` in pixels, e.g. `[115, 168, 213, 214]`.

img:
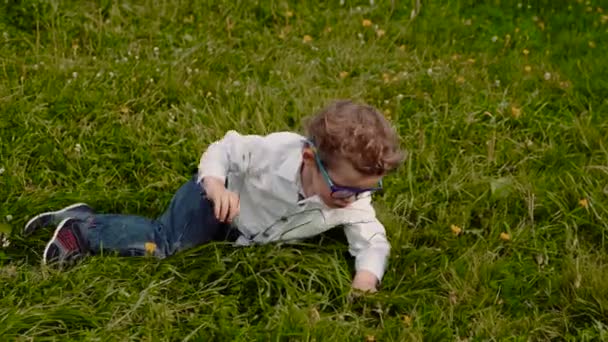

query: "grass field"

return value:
[1, 0, 608, 340]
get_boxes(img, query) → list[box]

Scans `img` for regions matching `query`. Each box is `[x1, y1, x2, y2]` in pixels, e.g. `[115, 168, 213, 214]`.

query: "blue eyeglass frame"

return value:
[306, 140, 383, 199]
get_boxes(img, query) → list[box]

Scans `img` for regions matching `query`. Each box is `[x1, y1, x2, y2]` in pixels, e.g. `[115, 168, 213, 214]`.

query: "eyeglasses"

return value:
[307, 141, 383, 199]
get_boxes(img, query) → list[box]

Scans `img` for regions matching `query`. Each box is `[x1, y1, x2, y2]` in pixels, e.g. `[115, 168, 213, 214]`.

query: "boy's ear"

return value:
[302, 147, 315, 164]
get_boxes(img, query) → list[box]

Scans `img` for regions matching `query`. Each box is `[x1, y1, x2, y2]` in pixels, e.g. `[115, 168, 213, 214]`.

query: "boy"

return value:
[25, 100, 405, 292]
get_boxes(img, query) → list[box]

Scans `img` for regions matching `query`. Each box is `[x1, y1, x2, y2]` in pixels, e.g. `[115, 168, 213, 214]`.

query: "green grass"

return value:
[1, 0, 608, 340]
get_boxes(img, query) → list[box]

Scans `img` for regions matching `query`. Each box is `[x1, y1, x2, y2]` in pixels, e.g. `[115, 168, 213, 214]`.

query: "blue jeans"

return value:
[70, 176, 236, 258]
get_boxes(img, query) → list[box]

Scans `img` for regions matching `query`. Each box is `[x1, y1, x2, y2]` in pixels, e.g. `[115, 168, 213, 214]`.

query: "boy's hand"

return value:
[202, 177, 240, 223]
[351, 270, 378, 293]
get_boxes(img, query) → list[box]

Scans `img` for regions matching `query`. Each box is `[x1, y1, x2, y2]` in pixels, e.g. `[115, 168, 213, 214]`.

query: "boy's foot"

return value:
[42, 218, 89, 266]
[24, 203, 94, 236]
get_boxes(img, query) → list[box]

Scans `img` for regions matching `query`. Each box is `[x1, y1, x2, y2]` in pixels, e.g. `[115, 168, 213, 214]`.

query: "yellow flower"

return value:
[579, 198, 589, 208]
[365, 336, 377, 342]
[362, 19, 372, 27]
[537, 21, 545, 31]
[302, 35, 313, 43]
[450, 224, 462, 235]
[399, 44, 406, 51]
[500, 232, 511, 241]
[286, 10, 294, 18]
[144, 242, 156, 255]
[383, 108, 392, 119]
[511, 106, 522, 118]
[456, 76, 465, 84]
[339, 71, 349, 79]
[524, 65, 532, 72]
[402, 314, 413, 327]
[324, 26, 333, 33]
[375, 29, 385, 37]
[588, 41, 596, 48]
[382, 73, 392, 83]
[523, 49, 530, 55]
[183, 14, 194, 24]
[466, 58, 476, 64]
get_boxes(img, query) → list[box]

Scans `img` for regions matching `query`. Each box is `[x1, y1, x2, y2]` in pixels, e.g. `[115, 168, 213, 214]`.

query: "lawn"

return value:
[1, 0, 608, 340]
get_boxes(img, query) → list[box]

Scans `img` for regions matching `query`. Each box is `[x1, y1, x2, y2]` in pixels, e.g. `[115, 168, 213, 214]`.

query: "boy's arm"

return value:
[343, 220, 391, 292]
[197, 130, 261, 184]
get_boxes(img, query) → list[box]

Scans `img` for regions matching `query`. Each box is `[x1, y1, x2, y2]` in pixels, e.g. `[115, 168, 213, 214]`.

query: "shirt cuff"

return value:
[355, 246, 390, 282]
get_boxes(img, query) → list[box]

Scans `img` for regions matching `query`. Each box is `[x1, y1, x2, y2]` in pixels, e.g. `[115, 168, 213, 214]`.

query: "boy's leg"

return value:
[44, 213, 171, 265]
[43, 175, 237, 265]
[157, 175, 235, 254]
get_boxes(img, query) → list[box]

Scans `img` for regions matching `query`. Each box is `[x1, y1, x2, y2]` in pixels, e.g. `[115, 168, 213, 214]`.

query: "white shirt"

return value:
[197, 130, 390, 281]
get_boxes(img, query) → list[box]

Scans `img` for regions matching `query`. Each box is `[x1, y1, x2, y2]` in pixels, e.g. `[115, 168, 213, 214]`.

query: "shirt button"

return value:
[280, 216, 288, 222]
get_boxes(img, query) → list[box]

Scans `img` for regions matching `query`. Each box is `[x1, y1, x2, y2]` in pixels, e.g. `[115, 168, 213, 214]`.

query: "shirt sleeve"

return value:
[343, 218, 391, 283]
[197, 130, 263, 184]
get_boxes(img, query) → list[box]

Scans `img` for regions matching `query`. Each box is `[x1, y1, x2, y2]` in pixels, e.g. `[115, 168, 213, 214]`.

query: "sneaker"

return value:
[24, 203, 94, 236]
[42, 218, 89, 265]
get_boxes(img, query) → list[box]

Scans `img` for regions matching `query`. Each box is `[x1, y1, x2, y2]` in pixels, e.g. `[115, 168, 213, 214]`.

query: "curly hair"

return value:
[304, 100, 405, 176]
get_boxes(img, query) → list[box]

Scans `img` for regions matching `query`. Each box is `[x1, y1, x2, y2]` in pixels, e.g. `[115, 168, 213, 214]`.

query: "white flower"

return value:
[396, 94, 404, 100]
[186, 67, 192, 74]
[491, 36, 498, 42]
[2, 32, 8, 40]
[357, 33, 364, 39]
[153, 46, 160, 54]
[109, 71, 115, 77]
[517, 3, 522, 8]
[74, 143, 82, 153]
[33, 64, 39, 70]
[494, 79, 501, 87]
[122, 57, 128, 63]
[326, 57, 333, 62]
[5, 215, 12, 222]
[232, 80, 241, 86]
[383, 99, 389, 104]
[148, 78, 154, 83]
[72, 72, 78, 78]
[194, 68, 199, 74]
[1, 235, 9, 248]
[92, 56, 96, 61]
[156, 68, 161, 73]
[0, 167, 4, 175]
[96, 71, 102, 78]
[427, 68, 433, 75]
[135, 55, 140, 60]
[543, 72, 551, 80]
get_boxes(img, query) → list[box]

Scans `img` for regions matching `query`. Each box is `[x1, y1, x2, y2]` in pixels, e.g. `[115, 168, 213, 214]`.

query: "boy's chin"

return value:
[324, 200, 350, 209]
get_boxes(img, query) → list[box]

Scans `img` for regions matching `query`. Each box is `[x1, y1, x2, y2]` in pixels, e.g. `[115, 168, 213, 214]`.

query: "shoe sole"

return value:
[42, 217, 73, 265]
[23, 203, 91, 236]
